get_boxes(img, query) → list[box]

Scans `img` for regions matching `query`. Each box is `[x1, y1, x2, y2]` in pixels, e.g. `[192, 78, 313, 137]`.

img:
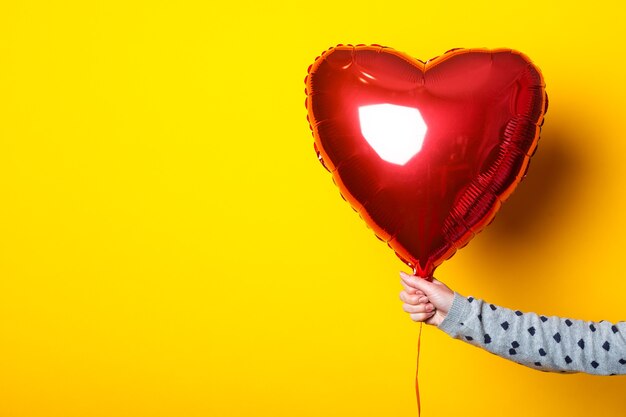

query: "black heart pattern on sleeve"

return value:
[437, 293, 626, 376]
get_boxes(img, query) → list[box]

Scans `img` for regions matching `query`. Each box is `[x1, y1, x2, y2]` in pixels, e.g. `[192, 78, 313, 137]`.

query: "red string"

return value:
[415, 321, 423, 416]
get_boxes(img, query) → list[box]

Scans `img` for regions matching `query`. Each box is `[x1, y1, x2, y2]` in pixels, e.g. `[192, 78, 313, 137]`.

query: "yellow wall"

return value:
[1, 1, 625, 416]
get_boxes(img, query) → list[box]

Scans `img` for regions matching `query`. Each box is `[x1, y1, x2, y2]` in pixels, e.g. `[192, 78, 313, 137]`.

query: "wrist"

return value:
[437, 292, 470, 336]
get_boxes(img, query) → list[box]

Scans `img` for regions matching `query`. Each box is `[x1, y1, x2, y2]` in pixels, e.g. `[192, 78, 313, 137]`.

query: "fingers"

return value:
[400, 271, 435, 294]
[409, 311, 436, 322]
[399, 290, 428, 305]
[400, 280, 425, 296]
[399, 271, 438, 323]
[402, 302, 434, 314]
[400, 277, 417, 294]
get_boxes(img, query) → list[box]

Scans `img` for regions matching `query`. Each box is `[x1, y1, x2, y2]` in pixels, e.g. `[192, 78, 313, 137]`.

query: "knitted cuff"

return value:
[437, 291, 470, 338]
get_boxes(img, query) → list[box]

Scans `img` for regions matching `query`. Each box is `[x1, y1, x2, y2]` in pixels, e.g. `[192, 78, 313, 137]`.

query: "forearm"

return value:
[438, 292, 626, 375]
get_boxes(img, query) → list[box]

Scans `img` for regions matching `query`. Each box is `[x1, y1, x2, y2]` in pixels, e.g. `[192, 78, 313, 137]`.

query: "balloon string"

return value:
[415, 321, 423, 416]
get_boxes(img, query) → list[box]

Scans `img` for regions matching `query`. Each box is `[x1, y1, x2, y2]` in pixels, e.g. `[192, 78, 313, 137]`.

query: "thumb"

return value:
[400, 271, 436, 295]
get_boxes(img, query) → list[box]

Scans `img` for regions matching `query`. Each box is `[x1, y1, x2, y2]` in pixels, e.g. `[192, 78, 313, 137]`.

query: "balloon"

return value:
[305, 45, 547, 278]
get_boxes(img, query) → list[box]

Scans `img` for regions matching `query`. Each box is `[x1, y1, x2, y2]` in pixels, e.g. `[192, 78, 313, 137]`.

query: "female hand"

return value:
[399, 271, 454, 327]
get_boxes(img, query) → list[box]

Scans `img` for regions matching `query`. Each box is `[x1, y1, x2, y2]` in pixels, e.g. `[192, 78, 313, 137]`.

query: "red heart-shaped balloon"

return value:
[305, 45, 547, 277]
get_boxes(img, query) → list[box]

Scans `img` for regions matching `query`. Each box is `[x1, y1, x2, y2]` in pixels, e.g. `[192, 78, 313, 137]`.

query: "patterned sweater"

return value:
[438, 292, 626, 375]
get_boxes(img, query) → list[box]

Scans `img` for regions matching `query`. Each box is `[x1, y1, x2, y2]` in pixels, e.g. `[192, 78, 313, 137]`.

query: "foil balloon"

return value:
[305, 45, 547, 278]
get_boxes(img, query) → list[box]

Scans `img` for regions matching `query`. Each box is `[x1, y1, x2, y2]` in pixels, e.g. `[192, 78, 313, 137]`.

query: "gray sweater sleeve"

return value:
[438, 292, 626, 375]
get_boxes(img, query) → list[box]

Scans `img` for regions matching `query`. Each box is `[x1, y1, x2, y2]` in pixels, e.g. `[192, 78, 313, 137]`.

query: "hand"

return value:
[399, 271, 454, 327]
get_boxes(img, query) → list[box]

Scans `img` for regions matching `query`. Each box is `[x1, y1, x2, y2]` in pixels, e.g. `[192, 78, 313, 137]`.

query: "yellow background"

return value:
[1, 1, 625, 416]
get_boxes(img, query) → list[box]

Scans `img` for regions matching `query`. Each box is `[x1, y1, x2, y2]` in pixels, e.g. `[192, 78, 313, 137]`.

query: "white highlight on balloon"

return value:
[358, 104, 427, 165]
